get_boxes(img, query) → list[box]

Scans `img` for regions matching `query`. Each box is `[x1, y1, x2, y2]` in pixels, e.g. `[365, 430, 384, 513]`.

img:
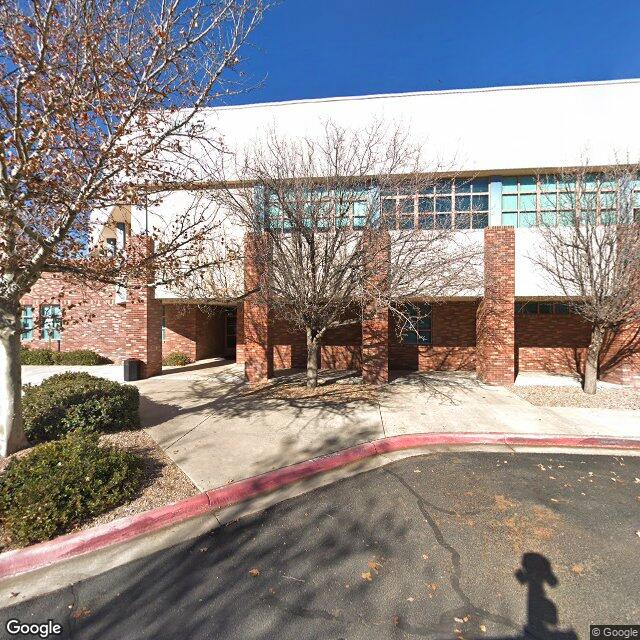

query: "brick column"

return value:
[362, 229, 390, 384]
[124, 236, 162, 378]
[477, 227, 515, 385]
[243, 233, 272, 383]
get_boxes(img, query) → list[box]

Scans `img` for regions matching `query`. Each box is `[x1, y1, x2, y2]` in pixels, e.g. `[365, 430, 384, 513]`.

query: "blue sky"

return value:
[224, 0, 640, 105]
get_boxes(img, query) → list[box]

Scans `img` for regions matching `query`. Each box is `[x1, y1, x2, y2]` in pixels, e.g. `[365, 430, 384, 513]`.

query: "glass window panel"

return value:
[417, 331, 432, 345]
[518, 211, 536, 228]
[21, 306, 33, 341]
[455, 212, 470, 229]
[600, 192, 616, 209]
[634, 192, 640, 207]
[559, 211, 576, 226]
[382, 198, 396, 213]
[519, 194, 537, 212]
[541, 211, 557, 227]
[581, 210, 597, 225]
[454, 179, 471, 194]
[558, 178, 576, 192]
[538, 302, 553, 314]
[583, 174, 599, 191]
[402, 332, 418, 345]
[554, 303, 570, 315]
[400, 198, 414, 213]
[435, 213, 452, 229]
[418, 196, 433, 212]
[540, 193, 557, 210]
[456, 195, 471, 211]
[472, 212, 489, 229]
[435, 196, 452, 212]
[472, 194, 489, 211]
[400, 215, 414, 230]
[540, 177, 557, 193]
[41, 305, 61, 340]
[519, 176, 537, 193]
[418, 213, 433, 230]
[501, 212, 517, 226]
[502, 195, 518, 212]
[435, 180, 453, 194]
[502, 177, 518, 194]
[384, 214, 397, 230]
[419, 185, 435, 195]
[471, 178, 489, 192]
[600, 180, 617, 192]
[523, 302, 538, 314]
[601, 210, 617, 225]
[558, 192, 576, 210]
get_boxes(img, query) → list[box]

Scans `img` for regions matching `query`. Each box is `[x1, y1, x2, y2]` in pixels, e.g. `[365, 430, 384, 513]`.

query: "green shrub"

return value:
[20, 347, 57, 365]
[21, 347, 109, 365]
[22, 372, 140, 443]
[162, 352, 192, 367]
[57, 350, 110, 365]
[0, 431, 143, 546]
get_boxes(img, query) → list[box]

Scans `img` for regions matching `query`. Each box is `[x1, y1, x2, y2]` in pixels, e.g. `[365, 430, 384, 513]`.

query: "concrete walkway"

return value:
[22, 363, 124, 385]
[133, 362, 640, 491]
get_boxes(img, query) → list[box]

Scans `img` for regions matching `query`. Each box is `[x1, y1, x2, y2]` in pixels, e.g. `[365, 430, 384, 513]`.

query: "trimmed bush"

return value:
[162, 352, 192, 367]
[0, 431, 143, 546]
[21, 347, 109, 365]
[20, 347, 57, 365]
[22, 372, 140, 443]
[58, 350, 110, 365]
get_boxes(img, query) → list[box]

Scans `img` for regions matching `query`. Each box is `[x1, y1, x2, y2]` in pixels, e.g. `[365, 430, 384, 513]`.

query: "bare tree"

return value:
[0, 0, 268, 455]
[205, 121, 483, 387]
[533, 164, 640, 394]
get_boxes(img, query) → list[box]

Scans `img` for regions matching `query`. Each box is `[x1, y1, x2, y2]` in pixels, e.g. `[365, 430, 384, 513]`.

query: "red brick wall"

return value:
[477, 227, 515, 384]
[162, 305, 226, 362]
[389, 301, 478, 372]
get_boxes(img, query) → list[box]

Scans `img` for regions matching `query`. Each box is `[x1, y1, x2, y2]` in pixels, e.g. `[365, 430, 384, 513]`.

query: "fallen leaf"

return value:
[422, 554, 429, 560]
[368, 561, 382, 573]
[407, 597, 415, 602]
[571, 563, 585, 575]
[414, 469, 422, 474]
[361, 572, 373, 581]
[71, 608, 91, 620]
[249, 568, 260, 577]
[479, 624, 487, 633]
[635, 531, 640, 538]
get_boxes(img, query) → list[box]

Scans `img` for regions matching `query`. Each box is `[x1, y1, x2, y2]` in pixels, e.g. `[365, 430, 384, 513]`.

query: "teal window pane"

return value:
[541, 212, 557, 227]
[454, 179, 471, 194]
[554, 303, 570, 315]
[435, 180, 453, 194]
[519, 176, 537, 193]
[382, 198, 396, 213]
[472, 212, 489, 229]
[581, 210, 597, 225]
[435, 213, 452, 229]
[502, 177, 518, 194]
[418, 197, 433, 212]
[41, 305, 61, 341]
[519, 194, 537, 212]
[518, 211, 536, 227]
[501, 212, 517, 226]
[600, 192, 616, 209]
[583, 174, 599, 191]
[522, 302, 538, 314]
[558, 193, 576, 210]
[418, 213, 434, 229]
[400, 215, 414, 230]
[540, 193, 556, 210]
[472, 194, 489, 211]
[634, 192, 640, 207]
[601, 210, 617, 225]
[403, 332, 418, 345]
[600, 180, 617, 192]
[558, 179, 576, 191]
[353, 201, 368, 229]
[21, 306, 34, 341]
[435, 196, 452, 212]
[456, 195, 471, 211]
[502, 195, 518, 212]
[400, 198, 414, 213]
[559, 211, 576, 226]
[540, 177, 557, 193]
[471, 179, 489, 192]
[538, 302, 553, 314]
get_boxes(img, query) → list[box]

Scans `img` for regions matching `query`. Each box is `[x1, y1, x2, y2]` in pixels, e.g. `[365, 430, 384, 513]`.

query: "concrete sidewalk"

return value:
[134, 364, 640, 491]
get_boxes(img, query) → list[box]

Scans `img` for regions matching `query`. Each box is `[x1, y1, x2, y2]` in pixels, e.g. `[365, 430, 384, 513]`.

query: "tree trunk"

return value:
[306, 329, 320, 388]
[0, 300, 29, 456]
[583, 324, 605, 395]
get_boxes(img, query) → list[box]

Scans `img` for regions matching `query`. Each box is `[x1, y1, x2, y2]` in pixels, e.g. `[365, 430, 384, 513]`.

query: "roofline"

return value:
[207, 78, 640, 112]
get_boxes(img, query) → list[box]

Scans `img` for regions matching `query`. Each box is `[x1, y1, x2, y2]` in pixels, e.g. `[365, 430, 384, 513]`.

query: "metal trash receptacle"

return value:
[123, 358, 141, 382]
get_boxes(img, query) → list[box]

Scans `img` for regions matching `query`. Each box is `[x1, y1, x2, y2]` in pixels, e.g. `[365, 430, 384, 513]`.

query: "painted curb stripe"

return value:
[1, 432, 639, 580]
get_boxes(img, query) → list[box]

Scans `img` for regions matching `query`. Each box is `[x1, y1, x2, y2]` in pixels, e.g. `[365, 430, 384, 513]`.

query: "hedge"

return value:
[22, 372, 140, 443]
[21, 348, 110, 365]
[0, 431, 143, 546]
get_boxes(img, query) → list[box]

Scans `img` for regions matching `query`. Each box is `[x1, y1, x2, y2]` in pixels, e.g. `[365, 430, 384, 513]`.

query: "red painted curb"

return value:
[1, 432, 639, 581]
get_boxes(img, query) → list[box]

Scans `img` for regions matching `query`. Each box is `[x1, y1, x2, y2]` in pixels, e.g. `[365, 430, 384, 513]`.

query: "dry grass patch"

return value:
[510, 385, 640, 410]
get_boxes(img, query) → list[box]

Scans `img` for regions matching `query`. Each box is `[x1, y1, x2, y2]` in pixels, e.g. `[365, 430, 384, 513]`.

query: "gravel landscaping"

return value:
[0, 430, 198, 551]
[511, 384, 640, 410]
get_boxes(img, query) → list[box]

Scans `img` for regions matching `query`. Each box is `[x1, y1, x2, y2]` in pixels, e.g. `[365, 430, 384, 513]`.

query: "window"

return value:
[399, 303, 432, 344]
[105, 237, 117, 256]
[40, 305, 62, 340]
[516, 301, 571, 315]
[382, 179, 489, 230]
[161, 306, 166, 342]
[21, 306, 34, 341]
[502, 175, 640, 227]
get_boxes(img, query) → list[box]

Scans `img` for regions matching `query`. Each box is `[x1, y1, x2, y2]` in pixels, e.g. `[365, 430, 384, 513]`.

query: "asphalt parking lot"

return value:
[2, 452, 640, 640]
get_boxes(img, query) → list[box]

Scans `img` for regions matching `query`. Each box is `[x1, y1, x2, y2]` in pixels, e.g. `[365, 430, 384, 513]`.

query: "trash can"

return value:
[123, 358, 141, 382]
